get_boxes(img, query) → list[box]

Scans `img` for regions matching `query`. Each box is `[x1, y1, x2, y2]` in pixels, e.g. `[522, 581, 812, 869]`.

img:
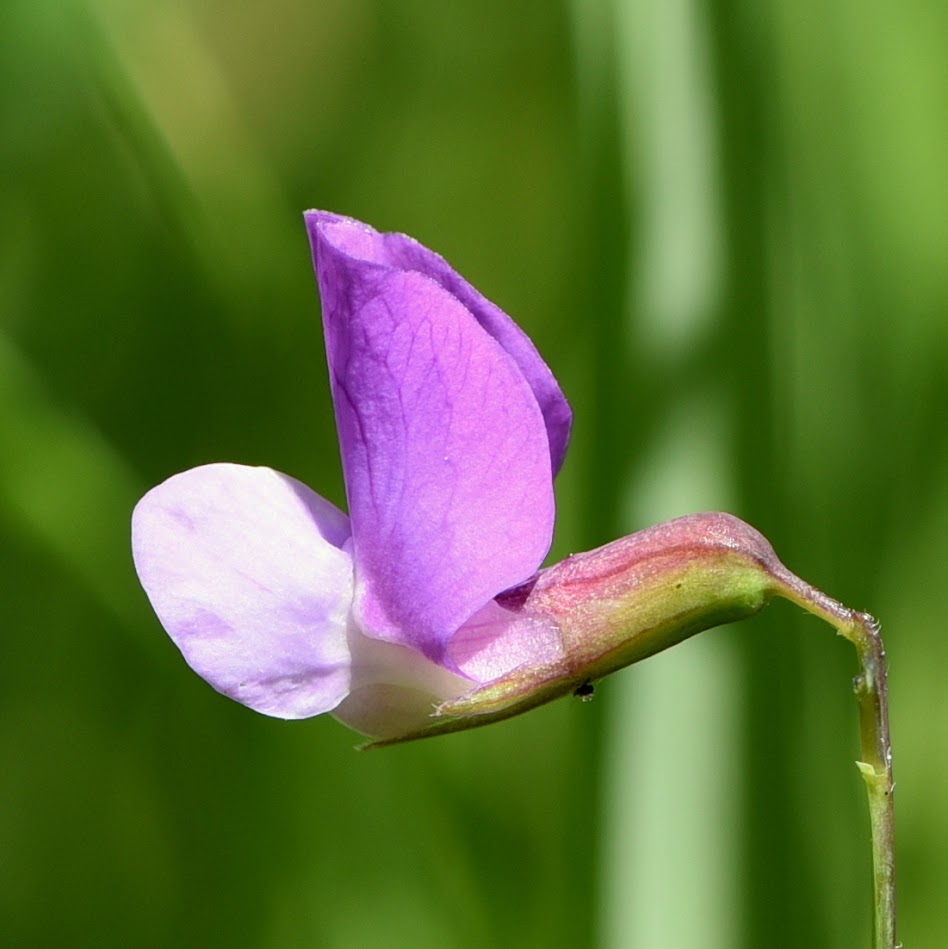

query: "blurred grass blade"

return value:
[584, 0, 736, 945]
[0, 332, 154, 645]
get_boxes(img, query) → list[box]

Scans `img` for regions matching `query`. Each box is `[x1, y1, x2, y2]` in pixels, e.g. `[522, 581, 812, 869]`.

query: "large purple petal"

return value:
[307, 212, 557, 660]
[307, 211, 572, 473]
[131, 463, 354, 719]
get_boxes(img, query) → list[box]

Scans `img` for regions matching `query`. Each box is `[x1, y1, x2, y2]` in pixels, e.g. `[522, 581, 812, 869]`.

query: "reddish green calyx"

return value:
[362, 513, 898, 949]
[366, 512, 788, 747]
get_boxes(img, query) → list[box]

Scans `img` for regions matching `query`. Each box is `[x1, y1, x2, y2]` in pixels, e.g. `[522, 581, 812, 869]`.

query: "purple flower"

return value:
[132, 211, 573, 739]
[134, 211, 807, 746]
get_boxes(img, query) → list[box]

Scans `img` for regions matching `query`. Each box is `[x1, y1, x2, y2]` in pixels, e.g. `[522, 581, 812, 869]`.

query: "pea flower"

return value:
[131, 211, 810, 743]
[132, 211, 897, 949]
[132, 211, 575, 739]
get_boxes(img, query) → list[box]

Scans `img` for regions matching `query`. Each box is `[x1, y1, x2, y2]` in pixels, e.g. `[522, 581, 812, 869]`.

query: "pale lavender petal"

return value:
[447, 600, 564, 683]
[307, 213, 556, 660]
[306, 211, 572, 473]
[331, 629, 472, 739]
[131, 463, 354, 719]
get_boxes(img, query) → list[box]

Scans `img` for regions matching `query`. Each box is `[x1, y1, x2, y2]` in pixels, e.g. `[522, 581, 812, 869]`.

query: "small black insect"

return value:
[573, 680, 595, 701]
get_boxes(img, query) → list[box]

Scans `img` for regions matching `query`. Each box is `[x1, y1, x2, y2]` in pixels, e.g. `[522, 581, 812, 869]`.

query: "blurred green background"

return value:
[2, 0, 944, 946]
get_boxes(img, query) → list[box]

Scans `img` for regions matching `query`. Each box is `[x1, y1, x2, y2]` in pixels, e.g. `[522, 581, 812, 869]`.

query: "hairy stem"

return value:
[774, 571, 896, 949]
